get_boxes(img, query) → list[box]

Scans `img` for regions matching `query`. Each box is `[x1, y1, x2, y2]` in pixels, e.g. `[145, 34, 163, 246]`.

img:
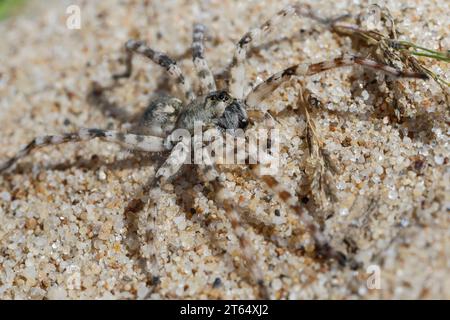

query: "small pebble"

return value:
[0, 191, 11, 202]
[361, 90, 369, 101]
[47, 286, 68, 300]
[388, 189, 398, 200]
[434, 155, 444, 165]
[339, 208, 349, 216]
[212, 277, 222, 288]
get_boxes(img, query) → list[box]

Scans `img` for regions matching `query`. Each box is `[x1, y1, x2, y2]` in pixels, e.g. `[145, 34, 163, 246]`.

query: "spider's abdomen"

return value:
[138, 96, 183, 137]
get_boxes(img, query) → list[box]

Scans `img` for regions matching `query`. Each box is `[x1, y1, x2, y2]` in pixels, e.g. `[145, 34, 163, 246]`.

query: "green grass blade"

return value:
[0, 0, 27, 21]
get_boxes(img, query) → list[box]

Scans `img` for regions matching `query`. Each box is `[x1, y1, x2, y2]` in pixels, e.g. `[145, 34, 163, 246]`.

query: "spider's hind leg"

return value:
[197, 158, 270, 299]
[251, 165, 346, 266]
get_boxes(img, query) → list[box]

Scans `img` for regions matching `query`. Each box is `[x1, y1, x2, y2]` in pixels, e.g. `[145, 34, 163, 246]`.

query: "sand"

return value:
[0, 0, 448, 299]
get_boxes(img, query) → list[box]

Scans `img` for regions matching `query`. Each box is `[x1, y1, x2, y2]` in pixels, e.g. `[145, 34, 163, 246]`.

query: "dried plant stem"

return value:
[297, 89, 338, 210]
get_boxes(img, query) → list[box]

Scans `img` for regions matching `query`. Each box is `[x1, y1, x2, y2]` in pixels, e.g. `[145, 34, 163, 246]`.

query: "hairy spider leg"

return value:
[250, 165, 346, 265]
[197, 156, 270, 300]
[245, 54, 429, 108]
[192, 23, 217, 94]
[0, 129, 168, 173]
[229, 4, 298, 99]
[114, 40, 196, 102]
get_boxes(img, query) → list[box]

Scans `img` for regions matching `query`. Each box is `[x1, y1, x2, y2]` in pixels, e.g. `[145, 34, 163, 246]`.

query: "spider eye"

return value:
[218, 92, 228, 101]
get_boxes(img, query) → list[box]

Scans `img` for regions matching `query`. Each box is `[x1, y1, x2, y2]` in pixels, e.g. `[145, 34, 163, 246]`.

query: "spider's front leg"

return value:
[197, 161, 270, 300]
[229, 3, 299, 99]
[0, 129, 169, 173]
[113, 40, 195, 101]
[245, 54, 429, 108]
[192, 23, 216, 94]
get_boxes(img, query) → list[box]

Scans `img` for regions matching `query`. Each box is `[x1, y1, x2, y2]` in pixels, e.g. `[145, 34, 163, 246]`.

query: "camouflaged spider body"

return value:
[139, 91, 248, 137]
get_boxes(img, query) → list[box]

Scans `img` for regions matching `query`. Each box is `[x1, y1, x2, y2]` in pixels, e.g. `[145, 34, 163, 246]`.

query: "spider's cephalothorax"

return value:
[175, 90, 248, 133]
[0, 3, 428, 299]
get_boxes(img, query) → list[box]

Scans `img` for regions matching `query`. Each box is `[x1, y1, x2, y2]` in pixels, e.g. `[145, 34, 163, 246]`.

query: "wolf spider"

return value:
[0, 3, 427, 299]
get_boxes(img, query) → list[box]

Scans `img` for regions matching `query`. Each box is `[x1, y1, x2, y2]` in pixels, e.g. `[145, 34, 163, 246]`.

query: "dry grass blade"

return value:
[325, 7, 449, 107]
[297, 88, 339, 212]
